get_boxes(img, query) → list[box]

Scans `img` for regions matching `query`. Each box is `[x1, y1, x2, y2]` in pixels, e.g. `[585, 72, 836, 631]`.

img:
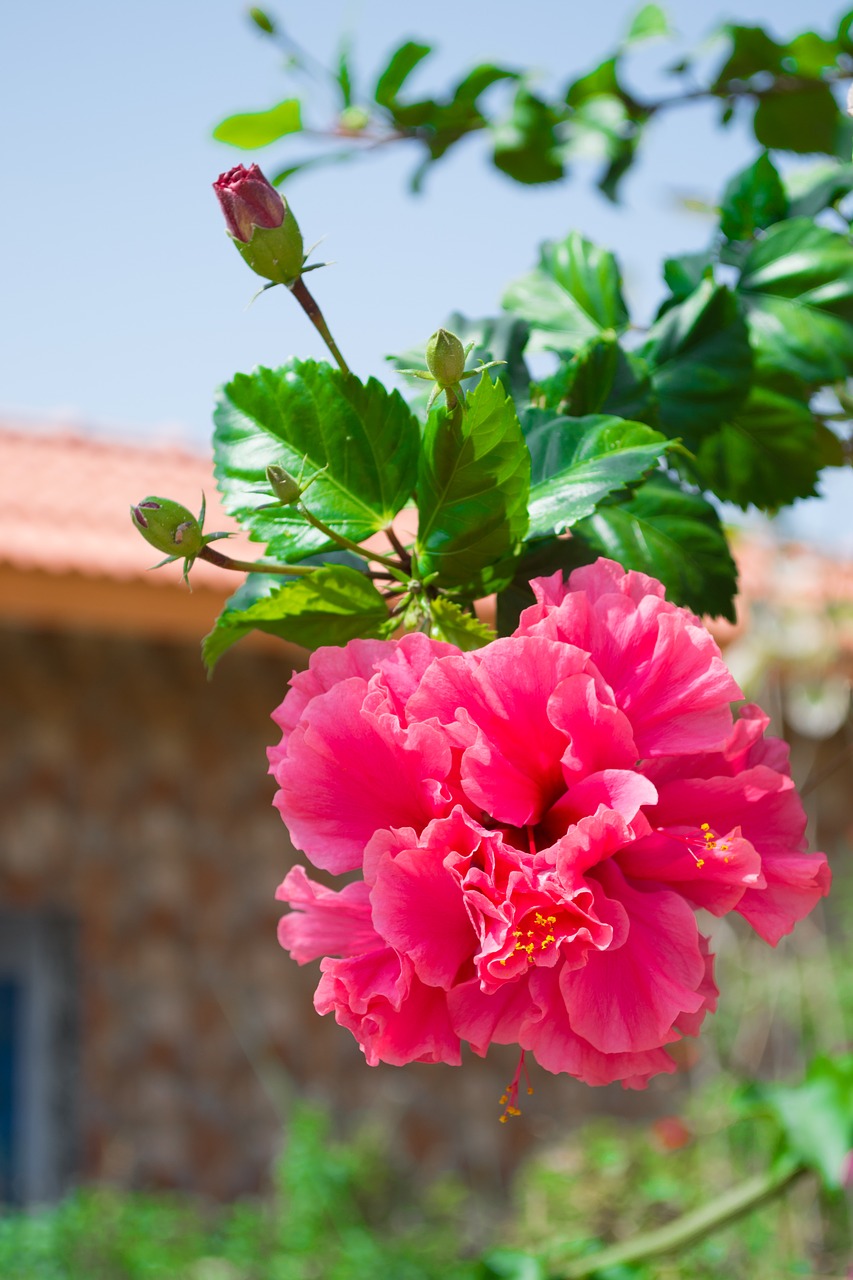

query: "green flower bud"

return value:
[130, 497, 204, 559]
[266, 464, 303, 505]
[426, 328, 466, 387]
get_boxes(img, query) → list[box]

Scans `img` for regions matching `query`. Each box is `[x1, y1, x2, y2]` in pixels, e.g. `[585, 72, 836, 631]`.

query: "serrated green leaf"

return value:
[415, 374, 529, 591]
[753, 85, 840, 155]
[737, 217, 853, 386]
[694, 387, 822, 510]
[213, 360, 420, 562]
[639, 280, 752, 444]
[749, 1054, 853, 1189]
[572, 474, 738, 619]
[625, 4, 670, 43]
[213, 99, 302, 149]
[374, 41, 431, 107]
[202, 565, 389, 671]
[525, 413, 669, 535]
[429, 597, 495, 650]
[503, 232, 629, 354]
[720, 152, 788, 241]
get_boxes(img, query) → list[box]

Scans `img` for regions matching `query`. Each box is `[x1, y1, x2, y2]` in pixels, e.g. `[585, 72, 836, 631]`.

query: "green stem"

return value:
[297, 504, 404, 572]
[288, 276, 350, 375]
[551, 1158, 807, 1279]
[199, 545, 317, 576]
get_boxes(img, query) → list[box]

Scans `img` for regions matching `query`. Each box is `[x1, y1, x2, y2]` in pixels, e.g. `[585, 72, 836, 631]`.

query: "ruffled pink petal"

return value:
[547, 671, 639, 780]
[276, 866, 383, 963]
[271, 677, 452, 872]
[650, 766, 808, 856]
[522, 968, 677, 1087]
[616, 827, 764, 915]
[516, 559, 741, 757]
[371, 631, 458, 719]
[270, 638, 394, 744]
[561, 861, 706, 1054]
[316, 950, 461, 1066]
[369, 813, 476, 990]
[409, 637, 591, 826]
[675, 935, 718, 1036]
[736, 848, 831, 944]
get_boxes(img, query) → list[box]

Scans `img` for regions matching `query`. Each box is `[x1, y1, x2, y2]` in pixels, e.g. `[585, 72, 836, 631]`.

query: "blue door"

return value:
[0, 979, 19, 1202]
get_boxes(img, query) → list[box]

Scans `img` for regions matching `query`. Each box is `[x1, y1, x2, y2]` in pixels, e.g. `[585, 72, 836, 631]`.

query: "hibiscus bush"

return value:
[128, 4, 853, 1273]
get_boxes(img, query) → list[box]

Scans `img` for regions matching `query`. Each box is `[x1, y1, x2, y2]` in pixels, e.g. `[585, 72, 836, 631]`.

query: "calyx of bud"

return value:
[426, 329, 466, 387]
[130, 495, 230, 584]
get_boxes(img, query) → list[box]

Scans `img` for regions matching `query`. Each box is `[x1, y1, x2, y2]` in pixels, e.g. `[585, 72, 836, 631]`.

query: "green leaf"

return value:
[712, 24, 786, 85]
[536, 340, 657, 424]
[213, 99, 302, 149]
[749, 1054, 853, 1190]
[625, 4, 670, 43]
[753, 85, 840, 155]
[572, 474, 738, 620]
[662, 252, 714, 300]
[415, 374, 530, 591]
[480, 1248, 547, 1280]
[213, 360, 420, 561]
[719, 152, 788, 241]
[202, 566, 390, 671]
[565, 57, 621, 107]
[525, 413, 669, 536]
[694, 387, 821, 510]
[639, 280, 752, 444]
[503, 232, 629, 354]
[737, 217, 853, 386]
[492, 87, 564, 184]
[429, 597, 496, 650]
[785, 160, 853, 218]
[374, 41, 431, 108]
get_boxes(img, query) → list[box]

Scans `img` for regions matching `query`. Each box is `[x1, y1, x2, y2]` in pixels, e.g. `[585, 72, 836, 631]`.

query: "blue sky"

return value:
[3, 0, 852, 546]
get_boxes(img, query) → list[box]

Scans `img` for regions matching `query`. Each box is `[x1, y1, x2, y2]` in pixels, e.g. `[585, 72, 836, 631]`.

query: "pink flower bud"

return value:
[213, 163, 285, 243]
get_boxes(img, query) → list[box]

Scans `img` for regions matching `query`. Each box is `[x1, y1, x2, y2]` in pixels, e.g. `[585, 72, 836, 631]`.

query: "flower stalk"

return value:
[551, 1157, 807, 1279]
[289, 276, 350, 376]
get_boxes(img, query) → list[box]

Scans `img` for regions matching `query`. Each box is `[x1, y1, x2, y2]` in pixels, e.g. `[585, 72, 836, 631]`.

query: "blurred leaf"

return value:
[785, 160, 853, 217]
[566, 57, 621, 106]
[444, 312, 532, 404]
[737, 217, 853, 385]
[663, 252, 714, 300]
[429, 597, 495, 650]
[748, 1054, 853, 1190]
[720, 152, 788, 240]
[537, 338, 619, 415]
[213, 360, 420, 561]
[336, 39, 354, 106]
[712, 24, 786, 85]
[493, 87, 565, 184]
[480, 1249, 547, 1280]
[783, 30, 842, 76]
[416, 374, 529, 591]
[202, 566, 390, 671]
[503, 232, 629, 354]
[694, 387, 821, 509]
[374, 40, 432, 108]
[639, 280, 752, 444]
[525, 413, 669, 535]
[753, 85, 840, 155]
[214, 98, 302, 148]
[272, 148, 359, 185]
[573, 474, 738, 620]
[625, 4, 671, 43]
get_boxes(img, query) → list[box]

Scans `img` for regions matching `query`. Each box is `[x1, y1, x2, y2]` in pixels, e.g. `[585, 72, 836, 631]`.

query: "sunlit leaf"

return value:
[214, 99, 302, 149]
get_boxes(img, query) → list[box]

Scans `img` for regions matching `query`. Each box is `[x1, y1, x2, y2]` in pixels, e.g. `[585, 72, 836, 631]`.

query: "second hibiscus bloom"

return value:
[269, 558, 830, 1090]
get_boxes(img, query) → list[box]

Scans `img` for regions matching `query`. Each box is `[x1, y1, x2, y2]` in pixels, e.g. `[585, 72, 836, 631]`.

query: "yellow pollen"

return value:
[700, 823, 711, 832]
[695, 858, 704, 868]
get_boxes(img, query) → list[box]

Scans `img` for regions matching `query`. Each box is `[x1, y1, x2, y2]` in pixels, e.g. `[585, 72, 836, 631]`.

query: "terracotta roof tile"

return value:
[0, 423, 257, 590]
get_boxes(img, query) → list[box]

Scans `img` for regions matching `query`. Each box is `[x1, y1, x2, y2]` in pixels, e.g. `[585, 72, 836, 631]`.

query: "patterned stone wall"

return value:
[1, 622, 849, 1200]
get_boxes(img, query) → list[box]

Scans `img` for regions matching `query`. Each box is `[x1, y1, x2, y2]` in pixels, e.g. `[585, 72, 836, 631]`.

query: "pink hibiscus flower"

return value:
[269, 559, 830, 1095]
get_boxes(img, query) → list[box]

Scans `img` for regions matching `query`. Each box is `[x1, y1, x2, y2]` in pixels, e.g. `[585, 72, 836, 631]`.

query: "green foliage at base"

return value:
[0, 1107, 479, 1280]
